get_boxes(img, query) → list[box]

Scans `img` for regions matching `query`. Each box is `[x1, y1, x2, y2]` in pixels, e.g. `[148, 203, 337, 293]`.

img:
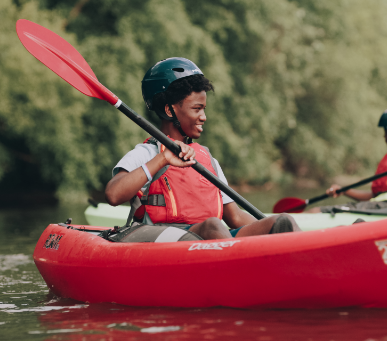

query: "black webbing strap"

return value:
[125, 195, 142, 227]
[141, 194, 166, 206]
[168, 104, 187, 137]
[146, 136, 158, 146]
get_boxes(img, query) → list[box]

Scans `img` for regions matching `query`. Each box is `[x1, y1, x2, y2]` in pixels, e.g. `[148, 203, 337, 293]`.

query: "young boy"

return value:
[105, 57, 301, 240]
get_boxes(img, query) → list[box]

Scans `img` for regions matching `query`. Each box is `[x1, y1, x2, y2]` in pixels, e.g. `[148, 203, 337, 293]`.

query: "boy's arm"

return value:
[105, 154, 168, 206]
[105, 141, 196, 206]
[222, 202, 256, 229]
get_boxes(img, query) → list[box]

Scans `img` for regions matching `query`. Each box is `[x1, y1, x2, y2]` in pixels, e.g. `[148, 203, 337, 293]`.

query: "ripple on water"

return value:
[0, 254, 33, 271]
[29, 328, 84, 334]
[141, 326, 181, 333]
[0, 304, 16, 309]
[2, 304, 88, 313]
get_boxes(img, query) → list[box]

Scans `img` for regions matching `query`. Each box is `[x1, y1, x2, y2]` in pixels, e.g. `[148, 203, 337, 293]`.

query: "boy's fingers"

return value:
[184, 148, 192, 160]
[186, 149, 195, 160]
[173, 141, 196, 162]
[184, 160, 196, 167]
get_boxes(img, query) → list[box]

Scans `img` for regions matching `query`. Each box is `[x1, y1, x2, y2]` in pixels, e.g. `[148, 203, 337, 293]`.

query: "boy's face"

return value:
[172, 91, 207, 139]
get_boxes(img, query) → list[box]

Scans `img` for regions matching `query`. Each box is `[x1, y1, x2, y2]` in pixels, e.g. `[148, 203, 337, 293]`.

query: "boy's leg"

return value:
[189, 217, 232, 240]
[235, 213, 301, 238]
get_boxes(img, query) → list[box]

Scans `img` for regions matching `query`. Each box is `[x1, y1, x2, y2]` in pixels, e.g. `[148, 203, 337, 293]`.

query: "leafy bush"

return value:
[2, 0, 387, 201]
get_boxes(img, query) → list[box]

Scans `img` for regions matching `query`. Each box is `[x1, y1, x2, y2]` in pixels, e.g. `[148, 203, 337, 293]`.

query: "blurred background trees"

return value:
[2, 0, 387, 201]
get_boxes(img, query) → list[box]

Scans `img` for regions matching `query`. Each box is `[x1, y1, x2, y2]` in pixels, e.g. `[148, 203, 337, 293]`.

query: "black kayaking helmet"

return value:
[142, 57, 204, 136]
[378, 109, 387, 128]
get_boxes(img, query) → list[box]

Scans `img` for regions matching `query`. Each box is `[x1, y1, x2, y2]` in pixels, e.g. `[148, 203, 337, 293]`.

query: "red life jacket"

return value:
[139, 138, 223, 224]
[372, 154, 387, 195]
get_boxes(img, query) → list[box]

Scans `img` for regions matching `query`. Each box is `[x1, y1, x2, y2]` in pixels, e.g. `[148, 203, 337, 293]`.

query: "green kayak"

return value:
[84, 203, 387, 231]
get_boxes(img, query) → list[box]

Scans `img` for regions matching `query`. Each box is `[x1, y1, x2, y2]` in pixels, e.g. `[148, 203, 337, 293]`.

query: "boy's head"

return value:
[142, 58, 214, 123]
[152, 74, 214, 121]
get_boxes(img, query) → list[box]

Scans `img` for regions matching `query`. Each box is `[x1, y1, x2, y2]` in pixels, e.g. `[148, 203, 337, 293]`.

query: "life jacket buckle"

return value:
[141, 194, 166, 206]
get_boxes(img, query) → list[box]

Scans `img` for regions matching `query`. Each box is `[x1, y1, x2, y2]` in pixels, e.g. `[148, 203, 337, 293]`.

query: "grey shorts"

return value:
[109, 223, 202, 243]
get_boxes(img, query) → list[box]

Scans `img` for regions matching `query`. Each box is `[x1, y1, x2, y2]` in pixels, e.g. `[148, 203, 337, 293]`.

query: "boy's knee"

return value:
[274, 213, 301, 232]
[204, 217, 223, 230]
[206, 217, 222, 224]
[278, 213, 292, 220]
[280, 213, 299, 226]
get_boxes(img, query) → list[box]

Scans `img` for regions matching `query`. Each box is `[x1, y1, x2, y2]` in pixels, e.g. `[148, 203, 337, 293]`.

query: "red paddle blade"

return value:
[272, 197, 307, 213]
[16, 19, 118, 105]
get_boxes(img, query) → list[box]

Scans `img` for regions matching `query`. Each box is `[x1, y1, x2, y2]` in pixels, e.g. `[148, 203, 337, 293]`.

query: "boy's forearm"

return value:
[105, 154, 169, 206]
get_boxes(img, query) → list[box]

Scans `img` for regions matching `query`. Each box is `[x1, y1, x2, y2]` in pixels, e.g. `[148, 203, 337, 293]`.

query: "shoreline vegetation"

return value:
[2, 0, 387, 202]
[0, 174, 368, 209]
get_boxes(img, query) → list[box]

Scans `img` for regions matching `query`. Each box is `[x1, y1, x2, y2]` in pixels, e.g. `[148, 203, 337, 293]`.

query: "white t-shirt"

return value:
[113, 143, 234, 205]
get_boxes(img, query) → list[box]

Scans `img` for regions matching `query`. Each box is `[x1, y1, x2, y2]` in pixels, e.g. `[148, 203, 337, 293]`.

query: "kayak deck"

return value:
[84, 203, 387, 231]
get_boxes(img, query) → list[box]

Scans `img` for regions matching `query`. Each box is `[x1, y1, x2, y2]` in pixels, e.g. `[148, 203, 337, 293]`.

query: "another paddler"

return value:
[105, 57, 301, 240]
[307, 110, 387, 213]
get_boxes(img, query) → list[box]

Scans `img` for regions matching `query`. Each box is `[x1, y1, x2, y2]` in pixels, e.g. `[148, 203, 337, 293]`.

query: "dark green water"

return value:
[1, 189, 387, 341]
[0, 203, 88, 341]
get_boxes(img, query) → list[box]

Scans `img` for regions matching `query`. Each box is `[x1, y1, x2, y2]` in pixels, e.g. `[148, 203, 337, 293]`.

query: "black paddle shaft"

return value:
[307, 171, 387, 205]
[117, 102, 266, 220]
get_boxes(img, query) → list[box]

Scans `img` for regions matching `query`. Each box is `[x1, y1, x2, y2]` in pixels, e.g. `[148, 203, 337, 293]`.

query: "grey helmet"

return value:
[142, 57, 203, 111]
[142, 58, 203, 136]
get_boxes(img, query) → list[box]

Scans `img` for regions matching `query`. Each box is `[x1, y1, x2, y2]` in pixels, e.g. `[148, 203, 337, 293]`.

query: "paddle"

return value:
[272, 171, 387, 213]
[16, 19, 266, 220]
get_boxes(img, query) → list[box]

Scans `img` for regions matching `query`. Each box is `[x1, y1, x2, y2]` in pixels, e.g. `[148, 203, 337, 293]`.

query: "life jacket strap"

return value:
[125, 194, 142, 227]
[201, 146, 219, 177]
[141, 194, 166, 206]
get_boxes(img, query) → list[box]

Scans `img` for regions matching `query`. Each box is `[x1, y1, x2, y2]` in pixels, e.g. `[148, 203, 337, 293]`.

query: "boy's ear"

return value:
[164, 104, 173, 118]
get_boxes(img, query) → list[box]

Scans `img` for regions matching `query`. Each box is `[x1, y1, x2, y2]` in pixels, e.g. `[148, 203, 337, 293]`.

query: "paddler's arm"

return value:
[222, 202, 257, 229]
[326, 184, 374, 201]
[341, 189, 374, 201]
[105, 141, 196, 206]
[105, 154, 167, 206]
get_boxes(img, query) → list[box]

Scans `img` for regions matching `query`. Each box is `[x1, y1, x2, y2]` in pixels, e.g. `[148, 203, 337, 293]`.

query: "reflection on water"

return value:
[1, 190, 386, 340]
[3, 295, 387, 340]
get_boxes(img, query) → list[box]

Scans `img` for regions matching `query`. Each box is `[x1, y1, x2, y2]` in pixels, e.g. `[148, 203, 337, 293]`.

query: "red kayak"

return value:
[34, 220, 387, 309]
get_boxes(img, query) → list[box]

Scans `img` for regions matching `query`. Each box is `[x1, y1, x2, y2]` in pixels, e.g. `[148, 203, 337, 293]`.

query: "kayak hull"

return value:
[34, 220, 387, 308]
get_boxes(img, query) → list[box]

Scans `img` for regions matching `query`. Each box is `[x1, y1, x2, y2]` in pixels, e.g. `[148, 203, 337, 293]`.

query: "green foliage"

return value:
[2, 0, 387, 201]
[183, 0, 387, 183]
[0, 0, 108, 200]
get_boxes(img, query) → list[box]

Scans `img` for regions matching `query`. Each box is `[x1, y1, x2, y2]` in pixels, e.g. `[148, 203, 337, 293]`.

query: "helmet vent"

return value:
[172, 68, 184, 72]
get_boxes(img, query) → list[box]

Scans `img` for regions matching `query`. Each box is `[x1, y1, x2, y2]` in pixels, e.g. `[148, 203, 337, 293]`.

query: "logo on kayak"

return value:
[44, 234, 63, 250]
[375, 239, 387, 264]
[188, 240, 240, 251]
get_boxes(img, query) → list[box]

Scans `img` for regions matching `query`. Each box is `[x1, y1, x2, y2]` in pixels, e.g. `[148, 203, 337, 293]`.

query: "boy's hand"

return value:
[162, 140, 196, 167]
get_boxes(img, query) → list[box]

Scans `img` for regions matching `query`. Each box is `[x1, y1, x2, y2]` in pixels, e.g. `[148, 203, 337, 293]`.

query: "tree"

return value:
[3, 0, 387, 202]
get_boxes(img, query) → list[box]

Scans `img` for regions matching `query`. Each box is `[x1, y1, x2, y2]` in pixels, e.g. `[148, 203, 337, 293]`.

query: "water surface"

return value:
[1, 189, 387, 340]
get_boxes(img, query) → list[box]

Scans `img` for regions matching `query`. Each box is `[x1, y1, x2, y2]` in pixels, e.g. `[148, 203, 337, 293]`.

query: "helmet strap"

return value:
[168, 104, 187, 138]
